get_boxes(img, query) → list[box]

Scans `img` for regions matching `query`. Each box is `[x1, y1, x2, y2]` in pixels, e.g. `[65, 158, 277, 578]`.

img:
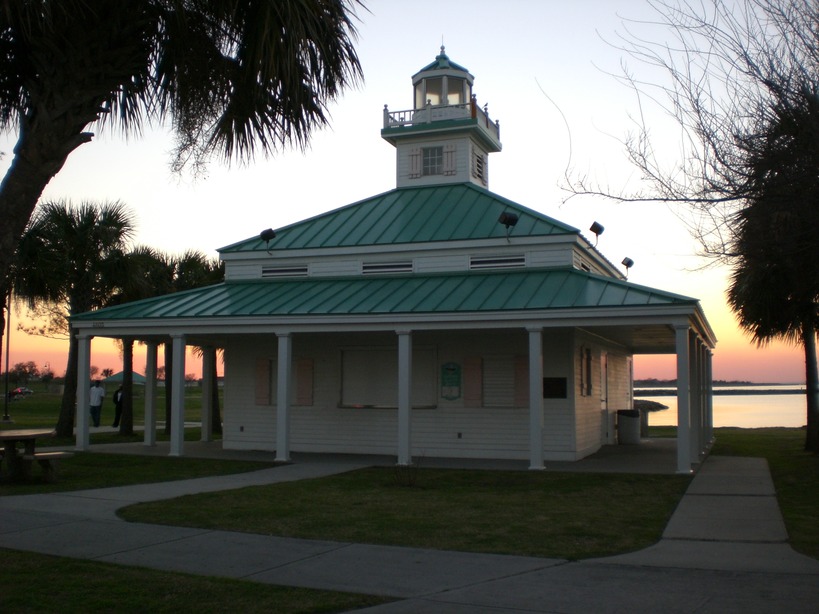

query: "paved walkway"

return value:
[2, 450, 819, 612]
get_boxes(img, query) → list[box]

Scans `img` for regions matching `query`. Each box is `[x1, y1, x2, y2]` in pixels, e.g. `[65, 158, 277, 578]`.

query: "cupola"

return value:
[382, 47, 501, 189]
[412, 46, 473, 110]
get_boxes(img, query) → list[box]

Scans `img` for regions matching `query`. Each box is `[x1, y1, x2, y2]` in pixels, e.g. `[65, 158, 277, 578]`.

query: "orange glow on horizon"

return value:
[3, 325, 209, 380]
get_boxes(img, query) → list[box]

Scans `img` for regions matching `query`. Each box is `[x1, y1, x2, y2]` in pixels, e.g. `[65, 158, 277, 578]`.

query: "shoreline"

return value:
[635, 388, 805, 397]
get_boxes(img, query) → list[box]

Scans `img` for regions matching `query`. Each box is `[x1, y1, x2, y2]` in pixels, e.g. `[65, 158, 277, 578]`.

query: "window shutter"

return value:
[255, 358, 272, 406]
[514, 355, 529, 407]
[295, 358, 314, 406]
[409, 147, 421, 178]
[483, 355, 515, 407]
[443, 143, 456, 175]
[463, 356, 483, 406]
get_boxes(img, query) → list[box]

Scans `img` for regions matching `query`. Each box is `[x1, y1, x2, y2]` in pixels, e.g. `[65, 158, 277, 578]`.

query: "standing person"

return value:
[112, 385, 124, 428]
[89, 380, 104, 428]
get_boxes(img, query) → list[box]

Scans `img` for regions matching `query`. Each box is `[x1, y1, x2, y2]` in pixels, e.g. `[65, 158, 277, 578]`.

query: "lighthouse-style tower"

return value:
[381, 47, 502, 189]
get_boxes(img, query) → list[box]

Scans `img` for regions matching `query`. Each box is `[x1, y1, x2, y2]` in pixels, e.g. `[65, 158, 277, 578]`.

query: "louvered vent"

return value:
[469, 255, 526, 270]
[261, 265, 309, 278]
[362, 261, 413, 275]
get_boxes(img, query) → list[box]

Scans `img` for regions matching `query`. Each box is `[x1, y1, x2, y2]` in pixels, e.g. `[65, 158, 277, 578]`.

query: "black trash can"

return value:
[616, 409, 641, 444]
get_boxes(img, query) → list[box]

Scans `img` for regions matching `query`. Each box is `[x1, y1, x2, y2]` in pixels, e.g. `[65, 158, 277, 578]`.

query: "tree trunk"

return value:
[803, 324, 819, 452]
[0, 112, 97, 281]
[210, 348, 222, 435]
[0, 284, 6, 401]
[164, 341, 173, 435]
[120, 338, 134, 435]
[56, 331, 79, 437]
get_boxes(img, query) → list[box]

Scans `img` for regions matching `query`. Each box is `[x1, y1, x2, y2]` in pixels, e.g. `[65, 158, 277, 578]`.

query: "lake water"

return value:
[639, 385, 808, 428]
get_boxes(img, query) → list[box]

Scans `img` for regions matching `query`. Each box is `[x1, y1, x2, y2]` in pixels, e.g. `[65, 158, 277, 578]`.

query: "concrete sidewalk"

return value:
[2, 453, 818, 613]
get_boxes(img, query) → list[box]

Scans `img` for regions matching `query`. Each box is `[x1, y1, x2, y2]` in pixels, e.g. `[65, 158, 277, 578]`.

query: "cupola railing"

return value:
[383, 95, 500, 141]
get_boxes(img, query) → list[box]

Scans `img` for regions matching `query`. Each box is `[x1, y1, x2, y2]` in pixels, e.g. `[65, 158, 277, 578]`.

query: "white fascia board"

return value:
[572, 235, 625, 278]
[220, 234, 577, 263]
[71, 305, 699, 339]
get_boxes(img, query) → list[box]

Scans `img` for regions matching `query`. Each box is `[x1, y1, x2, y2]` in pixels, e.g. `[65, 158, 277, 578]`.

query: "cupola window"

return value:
[422, 146, 444, 175]
[447, 77, 467, 104]
[414, 75, 471, 109]
[418, 78, 443, 107]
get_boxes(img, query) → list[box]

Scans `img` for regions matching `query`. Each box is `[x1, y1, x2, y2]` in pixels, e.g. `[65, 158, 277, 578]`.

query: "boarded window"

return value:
[255, 357, 314, 407]
[340, 347, 436, 408]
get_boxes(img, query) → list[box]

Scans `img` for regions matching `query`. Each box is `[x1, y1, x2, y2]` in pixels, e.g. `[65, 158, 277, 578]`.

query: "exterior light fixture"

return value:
[622, 257, 634, 278]
[589, 221, 604, 246]
[498, 212, 519, 243]
[498, 212, 518, 229]
[260, 228, 276, 254]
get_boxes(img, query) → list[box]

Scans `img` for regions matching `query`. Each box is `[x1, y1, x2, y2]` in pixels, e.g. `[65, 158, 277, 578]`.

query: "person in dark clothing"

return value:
[112, 385, 124, 428]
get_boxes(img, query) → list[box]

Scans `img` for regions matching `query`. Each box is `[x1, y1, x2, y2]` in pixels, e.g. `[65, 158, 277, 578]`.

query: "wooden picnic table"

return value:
[0, 428, 71, 481]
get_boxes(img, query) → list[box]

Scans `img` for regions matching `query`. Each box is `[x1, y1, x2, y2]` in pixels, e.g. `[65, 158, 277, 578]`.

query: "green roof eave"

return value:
[72, 269, 698, 323]
[220, 184, 579, 254]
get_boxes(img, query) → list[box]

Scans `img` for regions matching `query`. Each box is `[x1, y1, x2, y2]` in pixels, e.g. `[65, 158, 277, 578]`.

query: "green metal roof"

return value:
[221, 184, 578, 253]
[73, 269, 696, 322]
[413, 47, 471, 78]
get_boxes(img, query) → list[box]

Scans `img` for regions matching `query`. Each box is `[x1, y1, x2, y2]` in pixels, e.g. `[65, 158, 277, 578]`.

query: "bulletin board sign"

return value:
[441, 362, 461, 400]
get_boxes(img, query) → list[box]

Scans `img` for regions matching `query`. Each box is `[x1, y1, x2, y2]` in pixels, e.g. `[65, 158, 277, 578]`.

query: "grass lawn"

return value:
[1, 393, 390, 612]
[0, 452, 274, 496]
[1, 384, 211, 428]
[0, 549, 390, 613]
[3, 397, 817, 610]
[119, 468, 691, 560]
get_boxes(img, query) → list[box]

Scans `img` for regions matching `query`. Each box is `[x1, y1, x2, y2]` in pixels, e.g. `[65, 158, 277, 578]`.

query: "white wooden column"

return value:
[706, 350, 715, 444]
[528, 327, 545, 470]
[276, 333, 293, 463]
[144, 341, 157, 447]
[75, 334, 92, 451]
[397, 330, 413, 466]
[689, 333, 701, 462]
[201, 347, 214, 442]
[698, 341, 708, 457]
[675, 325, 692, 474]
[169, 334, 186, 457]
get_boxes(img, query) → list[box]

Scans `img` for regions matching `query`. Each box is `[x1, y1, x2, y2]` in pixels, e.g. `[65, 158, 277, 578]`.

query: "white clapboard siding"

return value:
[222, 332, 582, 460]
[528, 248, 574, 269]
[310, 259, 361, 277]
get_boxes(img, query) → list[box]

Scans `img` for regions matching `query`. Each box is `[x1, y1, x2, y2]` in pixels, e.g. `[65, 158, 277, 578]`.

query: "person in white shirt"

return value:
[89, 381, 105, 427]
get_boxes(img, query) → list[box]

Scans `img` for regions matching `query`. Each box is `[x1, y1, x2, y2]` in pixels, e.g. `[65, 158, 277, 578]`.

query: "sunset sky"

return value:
[1, 1, 809, 383]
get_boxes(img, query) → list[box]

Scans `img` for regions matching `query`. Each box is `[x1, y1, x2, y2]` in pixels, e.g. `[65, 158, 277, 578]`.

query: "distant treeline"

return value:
[635, 379, 757, 387]
[635, 379, 805, 397]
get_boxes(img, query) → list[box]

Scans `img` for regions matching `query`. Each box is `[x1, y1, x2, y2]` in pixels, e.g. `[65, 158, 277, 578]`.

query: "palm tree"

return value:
[184, 252, 225, 435]
[0, 0, 363, 285]
[14, 200, 135, 437]
[106, 245, 175, 436]
[162, 251, 225, 436]
[728, 92, 819, 451]
[108, 247, 225, 437]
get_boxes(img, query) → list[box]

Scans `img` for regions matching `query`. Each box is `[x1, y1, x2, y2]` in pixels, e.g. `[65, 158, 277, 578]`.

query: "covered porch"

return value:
[72, 310, 715, 474]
